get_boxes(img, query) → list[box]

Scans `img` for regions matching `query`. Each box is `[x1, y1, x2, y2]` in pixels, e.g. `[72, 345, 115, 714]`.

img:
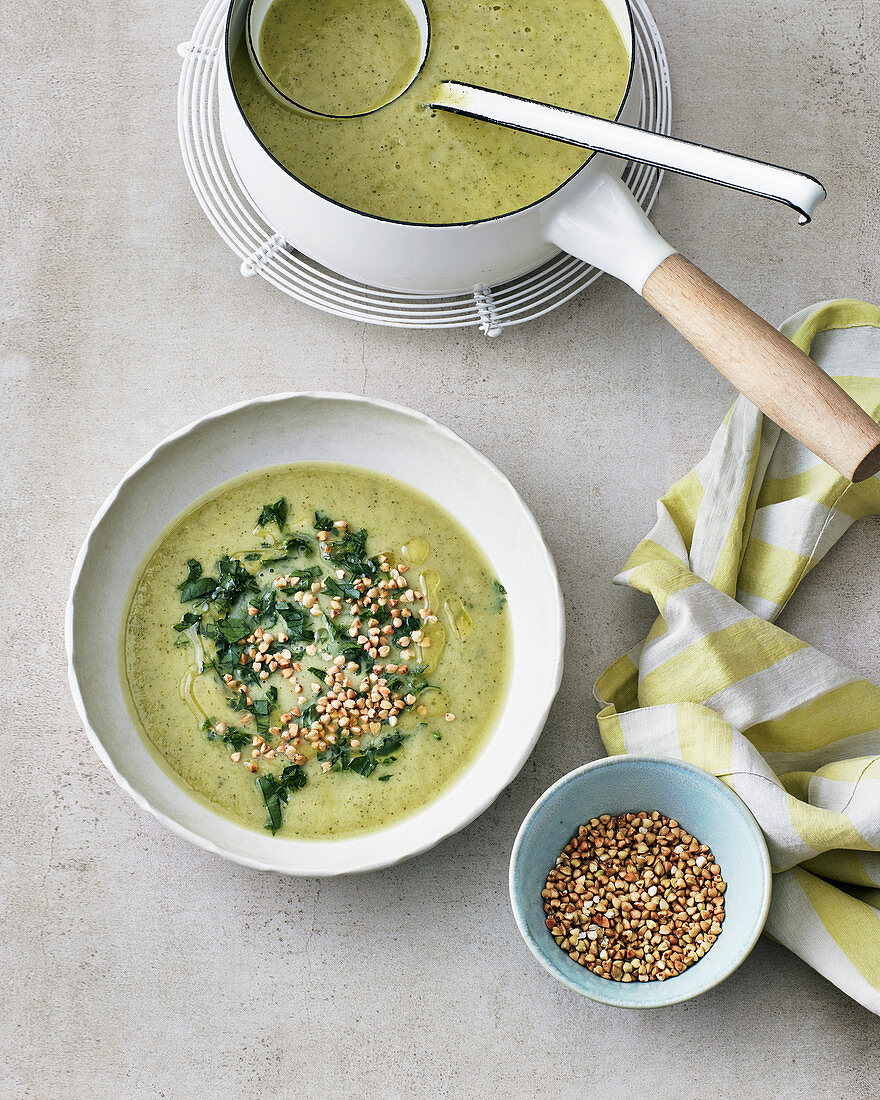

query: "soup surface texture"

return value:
[257, 0, 423, 116]
[231, 0, 630, 222]
[123, 463, 511, 839]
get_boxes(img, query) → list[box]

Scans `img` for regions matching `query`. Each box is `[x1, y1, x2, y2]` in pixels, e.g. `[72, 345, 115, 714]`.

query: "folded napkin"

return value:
[595, 299, 880, 1014]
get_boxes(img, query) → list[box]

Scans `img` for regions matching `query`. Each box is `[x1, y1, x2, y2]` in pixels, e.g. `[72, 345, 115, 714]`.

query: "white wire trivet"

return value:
[177, 0, 671, 334]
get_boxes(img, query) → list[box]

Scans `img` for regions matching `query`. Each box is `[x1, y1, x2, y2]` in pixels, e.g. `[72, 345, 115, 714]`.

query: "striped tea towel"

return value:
[594, 299, 880, 1014]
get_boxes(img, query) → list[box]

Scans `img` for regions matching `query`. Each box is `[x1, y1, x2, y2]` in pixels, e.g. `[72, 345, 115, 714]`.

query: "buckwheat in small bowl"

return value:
[509, 755, 771, 1007]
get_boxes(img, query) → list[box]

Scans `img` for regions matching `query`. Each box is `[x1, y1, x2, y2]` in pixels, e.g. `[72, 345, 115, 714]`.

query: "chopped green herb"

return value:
[173, 611, 202, 632]
[279, 761, 307, 787]
[215, 618, 250, 643]
[320, 614, 343, 643]
[493, 578, 507, 610]
[226, 686, 279, 736]
[218, 729, 250, 750]
[299, 701, 320, 728]
[348, 754, 377, 778]
[316, 733, 407, 781]
[283, 534, 312, 554]
[314, 510, 334, 531]
[323, 574, 361, 601]
[317, 742, 352, 772]
[179, 575, 217, 603]
[209, 555, 259, 612]
[276, 602, 309, 636]
[202, 718, 250, 751]
[255, 587, 278, 624]
[337, 642, 370, 670]
[257, 763, 307, 834]
[385, 670, 428, 697]
[328, 528, 373, 577]
[179, 559, 203, 586]
[225, 731, 250, 750]
[261, 534, 313, 563]
[372, 734, 404, 757]
[290, 566, 323, 588]
[256, 497, 288, 531]
[214, 642, 246, 679]
[226, 692, 250, 713]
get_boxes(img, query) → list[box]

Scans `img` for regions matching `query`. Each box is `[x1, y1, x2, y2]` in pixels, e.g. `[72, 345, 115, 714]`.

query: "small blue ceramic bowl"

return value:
[510, 755, 772, 1007]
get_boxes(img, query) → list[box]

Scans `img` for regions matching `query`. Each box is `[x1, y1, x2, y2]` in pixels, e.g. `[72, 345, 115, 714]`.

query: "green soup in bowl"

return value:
[67, 393, 564, 875]
[123, 462, 512, 840]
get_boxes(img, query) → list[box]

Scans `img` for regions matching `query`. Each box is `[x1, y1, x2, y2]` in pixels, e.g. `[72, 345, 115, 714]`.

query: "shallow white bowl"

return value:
[67, 393, 564, 876]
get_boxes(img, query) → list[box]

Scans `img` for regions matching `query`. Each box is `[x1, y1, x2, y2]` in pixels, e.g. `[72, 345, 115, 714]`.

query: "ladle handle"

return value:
[642, 254, 880, 482]
[432, 82, 826, 222]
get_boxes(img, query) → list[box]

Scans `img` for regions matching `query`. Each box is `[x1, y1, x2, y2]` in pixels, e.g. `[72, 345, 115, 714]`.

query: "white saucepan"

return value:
[218, 0, 880, 482]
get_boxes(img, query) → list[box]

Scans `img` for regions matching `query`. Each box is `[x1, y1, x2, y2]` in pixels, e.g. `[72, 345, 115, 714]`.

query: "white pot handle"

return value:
[546, 168, 675, 293]
[546, 170, 880, 482]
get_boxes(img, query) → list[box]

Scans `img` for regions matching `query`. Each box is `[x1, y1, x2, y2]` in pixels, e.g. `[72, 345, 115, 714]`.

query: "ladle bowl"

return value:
[222, 0, 880, 482]
[246, 0, 430, 117]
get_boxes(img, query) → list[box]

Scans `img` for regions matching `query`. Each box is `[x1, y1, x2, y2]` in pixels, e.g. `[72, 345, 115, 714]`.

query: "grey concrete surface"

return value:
[3, 0, 880, 1095]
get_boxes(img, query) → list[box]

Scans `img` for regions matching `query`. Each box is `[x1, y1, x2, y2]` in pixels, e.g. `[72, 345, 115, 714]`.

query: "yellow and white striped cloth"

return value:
[595, 299, 880, 1013]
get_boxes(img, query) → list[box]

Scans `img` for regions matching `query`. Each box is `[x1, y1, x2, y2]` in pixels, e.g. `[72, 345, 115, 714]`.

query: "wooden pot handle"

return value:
[642, 253, 880, 482]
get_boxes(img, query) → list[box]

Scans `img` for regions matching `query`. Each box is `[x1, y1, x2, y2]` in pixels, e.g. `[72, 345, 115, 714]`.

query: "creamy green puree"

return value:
[258, 0, 423, 115]
[232, 0, 630, 222]
[123, 463, 511, 839]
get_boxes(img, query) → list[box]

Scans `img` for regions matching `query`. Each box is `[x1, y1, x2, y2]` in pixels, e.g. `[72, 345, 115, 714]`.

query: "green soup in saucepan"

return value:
[123, 464, 511, 839]
[231, 0, 631, 223]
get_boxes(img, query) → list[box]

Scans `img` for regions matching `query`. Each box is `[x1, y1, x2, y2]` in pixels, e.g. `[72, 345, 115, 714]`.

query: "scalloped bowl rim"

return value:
[66, 392, 565, 875]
